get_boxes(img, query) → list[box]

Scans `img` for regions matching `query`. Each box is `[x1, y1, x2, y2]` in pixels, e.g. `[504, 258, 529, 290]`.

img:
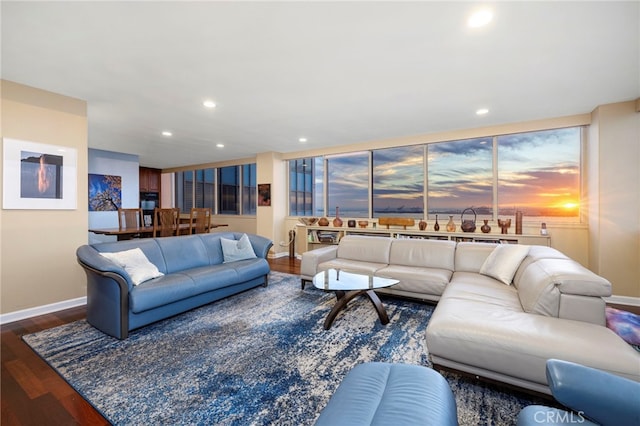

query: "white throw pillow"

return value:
[100, 248, 164, 285]
[480, 244, 530, 285]
[221, 234, 257, 263]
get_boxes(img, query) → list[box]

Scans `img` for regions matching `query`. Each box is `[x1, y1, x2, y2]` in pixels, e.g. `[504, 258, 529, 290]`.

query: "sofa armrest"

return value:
[76, 245, 133, 288]
[77, 246, 132, 339]
[546, 359, 640, 426]
[238, 233, 273, 259]
[517, 258, 611, 319]
[301, 245, 338, 279]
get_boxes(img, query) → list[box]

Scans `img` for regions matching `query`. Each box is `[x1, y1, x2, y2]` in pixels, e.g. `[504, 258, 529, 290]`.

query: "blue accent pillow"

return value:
[221, 233, 257, 263]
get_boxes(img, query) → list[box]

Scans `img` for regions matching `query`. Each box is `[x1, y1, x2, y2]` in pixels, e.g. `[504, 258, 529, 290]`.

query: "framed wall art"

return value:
[88, 173, 122, 211]
[2, 138, 78, 209]
[258, 183, 271, 206]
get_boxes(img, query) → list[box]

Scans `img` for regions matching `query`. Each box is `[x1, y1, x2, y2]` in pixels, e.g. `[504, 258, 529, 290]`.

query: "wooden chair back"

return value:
[153, 208, 179, 237]
[118, 208, 143, 229]
[189, 208, 211, 234]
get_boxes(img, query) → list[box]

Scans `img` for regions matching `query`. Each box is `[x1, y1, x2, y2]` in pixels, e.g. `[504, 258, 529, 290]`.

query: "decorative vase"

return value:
[498, 218, 511, 234]
[515, 211, 523, 235]
[446, 215, 456, 232]
[318, 217, 329, 226]
[332, 207, 343, 227]
[347, 219, 356, 228]
[481, 219, 491, 234]
[434, 215, 440, 231]
[418, 219, 427, 231]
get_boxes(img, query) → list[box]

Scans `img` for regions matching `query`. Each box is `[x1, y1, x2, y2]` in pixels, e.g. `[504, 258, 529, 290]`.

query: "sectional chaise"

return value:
[301, 235, 640, 394]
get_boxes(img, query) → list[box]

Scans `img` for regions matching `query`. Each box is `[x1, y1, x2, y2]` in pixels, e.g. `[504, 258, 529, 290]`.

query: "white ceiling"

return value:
[2, 1, 639, 169]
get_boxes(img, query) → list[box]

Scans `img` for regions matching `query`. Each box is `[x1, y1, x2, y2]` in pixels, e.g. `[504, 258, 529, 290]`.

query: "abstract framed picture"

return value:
[258, 183, 271, 206]
[2, 138, 77, 209]
[88, 174, 122, 211]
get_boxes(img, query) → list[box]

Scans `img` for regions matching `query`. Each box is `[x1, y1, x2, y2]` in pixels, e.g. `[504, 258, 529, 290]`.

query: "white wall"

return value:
[88, 148, 139, 243]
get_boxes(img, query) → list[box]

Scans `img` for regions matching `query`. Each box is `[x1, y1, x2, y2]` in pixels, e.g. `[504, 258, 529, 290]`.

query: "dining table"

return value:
[89, 223, 228, 241]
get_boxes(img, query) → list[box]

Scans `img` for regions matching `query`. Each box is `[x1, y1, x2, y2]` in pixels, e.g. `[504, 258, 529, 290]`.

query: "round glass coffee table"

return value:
[313, 268, 399, 330]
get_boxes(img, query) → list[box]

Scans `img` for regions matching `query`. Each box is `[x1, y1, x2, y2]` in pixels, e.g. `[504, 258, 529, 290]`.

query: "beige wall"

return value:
[588, 101, 640, 298]
[1, 80, 88, 314]
[256, 151, 287, 257]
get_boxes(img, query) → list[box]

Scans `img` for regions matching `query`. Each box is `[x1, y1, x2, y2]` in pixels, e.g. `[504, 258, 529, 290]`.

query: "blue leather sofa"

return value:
[77, 232, 273, 339]
[517, 359, 640, 426]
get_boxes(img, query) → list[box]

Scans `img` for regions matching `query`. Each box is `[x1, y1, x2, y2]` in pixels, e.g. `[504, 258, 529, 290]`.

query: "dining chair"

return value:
[189, 208, 211, 234]
[118, 208, 143, 229]
[153, 207, 179, 237]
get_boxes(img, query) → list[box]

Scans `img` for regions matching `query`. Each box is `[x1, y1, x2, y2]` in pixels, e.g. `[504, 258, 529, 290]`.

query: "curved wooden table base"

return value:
[323, 289, 389, 330]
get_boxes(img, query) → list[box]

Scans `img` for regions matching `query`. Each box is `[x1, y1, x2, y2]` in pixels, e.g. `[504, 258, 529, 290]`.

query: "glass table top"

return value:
[312, 268, 399, 291]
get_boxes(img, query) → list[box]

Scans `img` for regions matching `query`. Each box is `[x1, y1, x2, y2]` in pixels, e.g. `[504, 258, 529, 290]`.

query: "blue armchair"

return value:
[517, 359, 640, 426]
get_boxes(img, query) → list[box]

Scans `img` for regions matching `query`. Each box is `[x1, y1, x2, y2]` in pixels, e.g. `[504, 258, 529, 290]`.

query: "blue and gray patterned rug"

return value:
[23, 271, 545, 425]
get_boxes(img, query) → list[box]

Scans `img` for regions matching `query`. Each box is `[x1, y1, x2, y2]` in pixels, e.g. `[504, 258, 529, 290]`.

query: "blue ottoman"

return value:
[315, 362, 458, 426]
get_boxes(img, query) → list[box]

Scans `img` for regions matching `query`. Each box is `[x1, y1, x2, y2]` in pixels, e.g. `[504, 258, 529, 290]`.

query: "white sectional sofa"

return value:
[301, 235, 640, 394]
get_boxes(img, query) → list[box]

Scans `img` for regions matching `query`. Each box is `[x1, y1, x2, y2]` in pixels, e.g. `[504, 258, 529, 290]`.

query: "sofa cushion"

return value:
[389, 238, 456, 270]
[129, 273, 197, 313]
[376, 265, 451, 296]
[182, 264, 240, 293]
[336, 235, 392, 264]
[227, 258, 270, 281]
[480, 244, 530, 285]
[318, 259, 387, 276]
[454, 242, 496, 273]
[156, 235, 210, 273]
[221, 233, 257, 263]
[449, 272, 523, 307]
[100, 248, 164, 285]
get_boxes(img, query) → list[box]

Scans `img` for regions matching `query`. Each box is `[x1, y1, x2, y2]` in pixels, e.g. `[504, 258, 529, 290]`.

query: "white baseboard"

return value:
[0, 297, 87, 325]
[604, 295, 640, 307]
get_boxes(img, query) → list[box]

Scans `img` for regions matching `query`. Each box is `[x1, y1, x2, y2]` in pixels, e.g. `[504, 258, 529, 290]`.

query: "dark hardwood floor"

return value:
[2, 256, 636, 425]
[1, 257, 299, 426]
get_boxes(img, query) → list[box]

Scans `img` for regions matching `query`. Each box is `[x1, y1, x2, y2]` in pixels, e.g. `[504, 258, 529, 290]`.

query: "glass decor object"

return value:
[446, 216, 456, 232]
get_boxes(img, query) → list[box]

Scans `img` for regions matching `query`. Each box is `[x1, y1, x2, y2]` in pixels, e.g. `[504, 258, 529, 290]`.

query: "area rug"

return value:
[23, 271, 545, 425]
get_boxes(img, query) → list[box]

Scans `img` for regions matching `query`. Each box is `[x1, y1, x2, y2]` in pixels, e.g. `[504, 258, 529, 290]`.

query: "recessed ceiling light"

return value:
[216, 143, 224, 148]
[476, 108, 489, 115]
[203, 100, 216, 109]
[468, 8, 493, 28]
[299, 137, 308, 143]
[162, 131, 173, 137]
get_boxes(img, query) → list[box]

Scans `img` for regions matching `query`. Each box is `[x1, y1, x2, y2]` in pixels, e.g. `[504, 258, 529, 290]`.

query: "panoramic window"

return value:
[372, 146, 424, 218]
[497, 127, 581, 218]
[327, 152, 369, 218]
[427, 137, 493, 219]
[288, 126, 581, 223]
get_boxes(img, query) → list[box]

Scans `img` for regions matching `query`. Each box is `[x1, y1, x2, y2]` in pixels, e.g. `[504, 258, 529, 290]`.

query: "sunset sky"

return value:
[323, 127, 580, 218]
